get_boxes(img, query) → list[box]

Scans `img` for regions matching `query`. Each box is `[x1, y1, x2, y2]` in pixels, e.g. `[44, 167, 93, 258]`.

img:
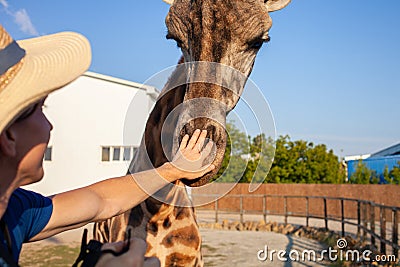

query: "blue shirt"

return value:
[0, 188, 53, 262]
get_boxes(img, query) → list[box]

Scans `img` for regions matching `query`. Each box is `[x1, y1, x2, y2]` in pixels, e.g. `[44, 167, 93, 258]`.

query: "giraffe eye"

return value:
[248, 36, 271, 50]
[249, 41, 263, 49]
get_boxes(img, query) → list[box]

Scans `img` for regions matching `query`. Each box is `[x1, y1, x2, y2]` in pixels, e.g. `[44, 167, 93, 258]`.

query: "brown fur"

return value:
[161, 225, 200, 249]
[165, 253, 196, 267]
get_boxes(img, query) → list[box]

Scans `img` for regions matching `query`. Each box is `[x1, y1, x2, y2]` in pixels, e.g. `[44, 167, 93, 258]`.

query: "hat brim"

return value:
[0, 31, 91, 133]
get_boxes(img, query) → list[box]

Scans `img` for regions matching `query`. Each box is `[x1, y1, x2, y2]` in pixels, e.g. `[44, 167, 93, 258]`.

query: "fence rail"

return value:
[193, 194, 399, 256]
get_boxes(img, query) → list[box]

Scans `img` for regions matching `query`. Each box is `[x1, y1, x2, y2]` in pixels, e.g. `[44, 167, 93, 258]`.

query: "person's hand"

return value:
[162, 129, 216, 181]
[95, 238, 160, 267]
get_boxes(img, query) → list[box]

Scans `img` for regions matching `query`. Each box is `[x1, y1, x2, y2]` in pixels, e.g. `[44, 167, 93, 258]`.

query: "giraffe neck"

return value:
[128, 57, 186, 173]
[127, 57, 189, 216]
[93, 58, 204, 266]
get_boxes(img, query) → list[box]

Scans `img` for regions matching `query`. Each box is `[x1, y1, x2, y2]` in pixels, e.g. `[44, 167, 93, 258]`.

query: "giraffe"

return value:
[93, 0, 291, 266]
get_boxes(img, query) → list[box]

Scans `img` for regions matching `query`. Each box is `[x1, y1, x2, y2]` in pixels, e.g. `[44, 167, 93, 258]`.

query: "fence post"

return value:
[240, 195, 243, 224]
[284, 197, 288, 225]
[357, 200, 361, 238]
[363, 202, 367, 242]
[341, 199, 345, 237]
[393, 209, 398, 257]
[306, 197, 309, 227]
[324, 198, 328, 231]
[370, 203, 375, 247]
[215, 198, 218, 223]
[380, 207, 386, 255]
[263, 195, 267, 222]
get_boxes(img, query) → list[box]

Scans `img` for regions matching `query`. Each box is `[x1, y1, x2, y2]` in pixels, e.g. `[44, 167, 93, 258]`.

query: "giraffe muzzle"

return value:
[179, 116, 227, 187]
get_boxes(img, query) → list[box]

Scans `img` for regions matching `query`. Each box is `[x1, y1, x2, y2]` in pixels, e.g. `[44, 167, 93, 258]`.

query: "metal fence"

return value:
[193, 194, 399, 256]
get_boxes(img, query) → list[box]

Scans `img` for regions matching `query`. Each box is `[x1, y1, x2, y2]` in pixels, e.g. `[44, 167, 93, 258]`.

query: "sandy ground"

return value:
[200, 229, 329, 267]
[196, 210, 360, 236]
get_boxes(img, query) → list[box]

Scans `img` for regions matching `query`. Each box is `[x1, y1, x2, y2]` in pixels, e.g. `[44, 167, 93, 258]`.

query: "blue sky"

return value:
[1, 0, 399, 158]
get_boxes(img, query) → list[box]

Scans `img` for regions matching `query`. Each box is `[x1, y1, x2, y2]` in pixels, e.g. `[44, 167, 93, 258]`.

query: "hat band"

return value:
[0, 40, 26, 76]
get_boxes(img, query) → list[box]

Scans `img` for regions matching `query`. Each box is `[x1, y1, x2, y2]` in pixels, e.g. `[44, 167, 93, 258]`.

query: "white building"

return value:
[343, 154, 371, 162]
[24, 72, 159, 195]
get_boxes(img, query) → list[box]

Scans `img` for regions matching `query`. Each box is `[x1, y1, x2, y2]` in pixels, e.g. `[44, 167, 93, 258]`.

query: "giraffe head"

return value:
[163, 0, 291, 186]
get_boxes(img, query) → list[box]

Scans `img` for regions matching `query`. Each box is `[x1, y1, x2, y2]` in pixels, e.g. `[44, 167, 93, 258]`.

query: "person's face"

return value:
[8, 98, 53, 186]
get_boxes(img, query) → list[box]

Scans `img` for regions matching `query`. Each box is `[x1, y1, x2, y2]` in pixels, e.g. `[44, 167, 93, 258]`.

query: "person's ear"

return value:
[0, 127, 17, 157]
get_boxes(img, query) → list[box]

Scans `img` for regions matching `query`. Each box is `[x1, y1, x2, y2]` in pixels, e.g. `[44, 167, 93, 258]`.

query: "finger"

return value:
[101, 241, 125, 253]
[196, 163, 216, 176]
[122, 238, 147, 266]
[187, 129, 201, 149]
[96, 252, 115, 265]
[179, 134, 189, 150]
[144, 257, 161, 267]
[205, 163, 216, 173]
[128, 238, 147, 256]
[196, 130, 208, 152]
[97, 241, 126, 265]
[201, 140, 215, 158]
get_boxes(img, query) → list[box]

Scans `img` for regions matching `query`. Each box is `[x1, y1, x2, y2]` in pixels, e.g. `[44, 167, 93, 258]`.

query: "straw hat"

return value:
[0, 25, 91, 133]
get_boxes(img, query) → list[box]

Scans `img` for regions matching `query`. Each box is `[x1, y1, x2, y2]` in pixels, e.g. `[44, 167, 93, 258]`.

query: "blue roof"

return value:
[371, 143, 400, 157]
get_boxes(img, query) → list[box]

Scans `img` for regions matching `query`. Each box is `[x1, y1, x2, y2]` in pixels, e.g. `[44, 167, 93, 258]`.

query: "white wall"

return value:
[25, 73, 158, 195]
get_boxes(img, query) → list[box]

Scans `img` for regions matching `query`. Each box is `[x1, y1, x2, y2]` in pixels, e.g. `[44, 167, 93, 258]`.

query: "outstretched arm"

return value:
[31, 129, 215, 241]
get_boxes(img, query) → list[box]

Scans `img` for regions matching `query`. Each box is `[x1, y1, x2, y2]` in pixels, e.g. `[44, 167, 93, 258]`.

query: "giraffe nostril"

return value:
[180, 119, 222, 146]
[205, 124, 216, 140]
[180, 123, 194, 138]
[185, 123, 196, 136]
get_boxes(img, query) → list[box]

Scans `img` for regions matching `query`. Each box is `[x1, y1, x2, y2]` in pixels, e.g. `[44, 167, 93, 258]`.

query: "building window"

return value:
[102, 147, 110, 161]
[44, 147, 52, 161]
[113, 147, 121, 161]
[123, 147, 131, 161]
[102, 146, 137, 162]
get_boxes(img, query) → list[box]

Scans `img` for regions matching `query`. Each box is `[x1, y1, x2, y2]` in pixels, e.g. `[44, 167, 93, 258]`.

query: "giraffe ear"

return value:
[264, 0, 291, 12]
[163, 0, 174, 5]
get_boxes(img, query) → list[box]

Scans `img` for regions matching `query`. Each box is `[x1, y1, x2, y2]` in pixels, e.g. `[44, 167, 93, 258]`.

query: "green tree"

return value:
[267, 136, 345, 184]
[383, 166, 391, 184]
[370, 172, 380, 184]
[242, 134, 275, 183]
[266, 135, 294, 183]
[306, 143, 346, 184]
[386, 161, 400, 185]
[213, 125, 345, 184]
[349, 160, 379, 184]
[214, 122, 248, 183]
